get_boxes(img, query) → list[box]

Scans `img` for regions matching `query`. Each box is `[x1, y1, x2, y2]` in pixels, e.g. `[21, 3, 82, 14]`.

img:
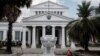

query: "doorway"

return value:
[36, 27, 42, 48]
[55, 27, 61, 48]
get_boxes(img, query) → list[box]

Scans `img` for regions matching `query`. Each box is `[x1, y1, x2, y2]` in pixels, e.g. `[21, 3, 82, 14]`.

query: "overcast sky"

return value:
[17, 0, 100, 22]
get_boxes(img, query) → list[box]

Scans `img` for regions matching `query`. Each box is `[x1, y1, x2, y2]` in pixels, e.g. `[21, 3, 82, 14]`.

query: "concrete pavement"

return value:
[1, 47, 100, 56]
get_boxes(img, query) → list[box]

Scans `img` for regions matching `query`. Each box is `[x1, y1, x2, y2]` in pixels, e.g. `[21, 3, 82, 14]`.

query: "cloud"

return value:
[73, 0, 100, 6]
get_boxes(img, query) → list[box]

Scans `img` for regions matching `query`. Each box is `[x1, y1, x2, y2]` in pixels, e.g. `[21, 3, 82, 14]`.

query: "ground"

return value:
[0, 47, 100, 56]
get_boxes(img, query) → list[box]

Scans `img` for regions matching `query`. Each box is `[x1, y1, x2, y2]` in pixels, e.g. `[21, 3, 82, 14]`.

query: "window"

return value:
[42, 11, 44, 13]
[15, 31, 20, 41]
[54, 11, 56, 14]
[39, 11, 41, 14]
[60, 11, 62, 15]
[0, 31, 3, 41]
[57, 11, 59, 14]
[35, 11, 38, 15]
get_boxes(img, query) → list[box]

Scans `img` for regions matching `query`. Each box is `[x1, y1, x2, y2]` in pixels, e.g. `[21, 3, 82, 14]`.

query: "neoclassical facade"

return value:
[0, 1, 73, 48]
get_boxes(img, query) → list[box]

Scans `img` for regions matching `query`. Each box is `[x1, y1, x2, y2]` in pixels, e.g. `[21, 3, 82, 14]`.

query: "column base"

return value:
[21, 44, 26, 48]
[61, 45, 66, 48]
[41, 45, 44, 48]
[54, 45, 56, 48]
[31, 45, 36, 48]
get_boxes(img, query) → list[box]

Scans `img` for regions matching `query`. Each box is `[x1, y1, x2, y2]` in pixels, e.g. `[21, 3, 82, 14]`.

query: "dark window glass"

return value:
[15, 31, 20, 41]
[46, 26, 52, 35]
[60, 11, 62, 15]
[0, 31, 3, 41]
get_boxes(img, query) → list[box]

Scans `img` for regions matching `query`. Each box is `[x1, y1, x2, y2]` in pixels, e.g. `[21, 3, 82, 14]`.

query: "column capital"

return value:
[52, 25, 56, 27]
[32, 25, 36, 28]
[61, 25, 66, 28]
[42, 25, 46, 27]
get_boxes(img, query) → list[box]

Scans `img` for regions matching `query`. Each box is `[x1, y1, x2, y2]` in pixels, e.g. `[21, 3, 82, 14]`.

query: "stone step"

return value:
[21, 54, 66, 56]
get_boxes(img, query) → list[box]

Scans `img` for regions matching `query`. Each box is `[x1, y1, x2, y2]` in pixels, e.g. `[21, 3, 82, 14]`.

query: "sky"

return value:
[17, 0, 100, 22]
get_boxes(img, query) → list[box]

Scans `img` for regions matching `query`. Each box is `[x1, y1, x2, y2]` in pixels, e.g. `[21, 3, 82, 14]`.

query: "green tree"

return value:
[91, 17, 100, 42]
[95, 4, 100, 14]
[67, 1, 97, 51]
[0, 0, 32, 54]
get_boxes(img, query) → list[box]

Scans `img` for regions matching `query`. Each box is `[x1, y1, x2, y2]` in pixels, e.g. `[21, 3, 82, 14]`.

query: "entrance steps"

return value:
[21, 54, 65, 56]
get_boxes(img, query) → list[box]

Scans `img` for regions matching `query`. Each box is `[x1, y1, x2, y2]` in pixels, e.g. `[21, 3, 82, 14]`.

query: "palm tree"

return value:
[0, 0, 32, 54]
[67, 1, 97, 51]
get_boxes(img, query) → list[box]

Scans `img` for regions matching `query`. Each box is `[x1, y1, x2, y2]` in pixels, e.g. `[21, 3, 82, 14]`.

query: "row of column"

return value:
[21, 26, 66, 48]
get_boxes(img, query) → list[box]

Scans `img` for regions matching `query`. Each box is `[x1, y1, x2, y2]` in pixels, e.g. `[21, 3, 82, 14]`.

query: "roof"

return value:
[30, 1, 68, 9]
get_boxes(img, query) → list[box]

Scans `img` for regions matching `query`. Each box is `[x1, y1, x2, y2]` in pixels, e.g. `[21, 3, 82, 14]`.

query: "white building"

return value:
[0, 1, 73, 48]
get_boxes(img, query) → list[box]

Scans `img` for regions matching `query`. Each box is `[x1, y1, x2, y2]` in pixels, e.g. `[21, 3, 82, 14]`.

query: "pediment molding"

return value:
[30, 1, 68, 9]
[22, 13, 73, 22]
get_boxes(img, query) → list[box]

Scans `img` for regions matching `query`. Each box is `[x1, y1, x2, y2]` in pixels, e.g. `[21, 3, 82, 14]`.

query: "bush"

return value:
[0, 41, 2, 48]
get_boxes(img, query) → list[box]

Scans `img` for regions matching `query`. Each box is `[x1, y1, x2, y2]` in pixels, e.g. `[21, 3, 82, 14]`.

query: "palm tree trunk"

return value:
[84, 36, 89, 52]
[6, 22, 13, 54]
[84, 42, 89, 51]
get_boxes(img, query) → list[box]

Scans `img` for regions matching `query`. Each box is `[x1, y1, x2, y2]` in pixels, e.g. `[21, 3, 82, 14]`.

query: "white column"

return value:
[21, 27, 27, 48]
[41, 26, 46, 48]
[52, 26, 55, 37]
[61, 26, 66, 48]
[52, 26, 56, 48]
[20, 31, 22, 41]
[3, 30, 7, 41]
[42, 26, 46, 37]
[31, 26, 36, 48]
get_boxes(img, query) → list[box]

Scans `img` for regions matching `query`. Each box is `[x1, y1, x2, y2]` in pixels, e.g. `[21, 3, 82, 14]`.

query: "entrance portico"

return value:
[21, 25, 66, 48]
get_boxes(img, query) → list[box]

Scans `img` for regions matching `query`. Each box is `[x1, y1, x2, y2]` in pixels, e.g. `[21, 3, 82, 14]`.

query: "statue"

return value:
[41, 35, 57, 56]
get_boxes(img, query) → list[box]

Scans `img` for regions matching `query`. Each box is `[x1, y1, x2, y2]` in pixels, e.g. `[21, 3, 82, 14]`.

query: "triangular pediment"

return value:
[30, 1, 68, 9]
[22, 13, 73, 22]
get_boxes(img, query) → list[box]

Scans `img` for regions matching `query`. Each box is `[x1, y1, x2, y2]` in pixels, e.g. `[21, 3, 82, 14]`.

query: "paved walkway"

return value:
[21, 54, 66, 56]
[1, 47, 100, 56]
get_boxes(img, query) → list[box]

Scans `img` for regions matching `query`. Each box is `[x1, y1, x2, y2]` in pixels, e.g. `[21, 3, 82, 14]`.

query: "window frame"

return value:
[15, 31, 21, 41]
[0, 31, 3, 41]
